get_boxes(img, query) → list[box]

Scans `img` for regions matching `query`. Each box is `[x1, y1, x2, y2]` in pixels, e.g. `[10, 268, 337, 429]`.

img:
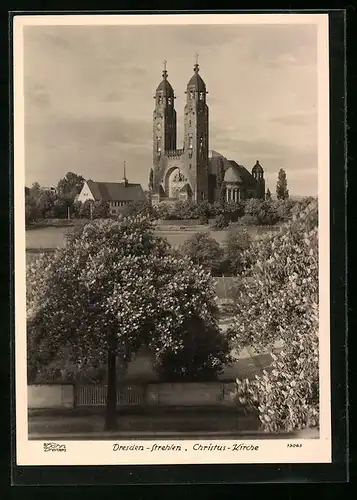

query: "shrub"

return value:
[256, 201, 279, 226]
[121, 200, 153, 218]
[243, 198, 262, 218]
[199, 215, 209, 225]
[224, 201, 245, 222]
[225, 228, 252, 275]
[213, 214, 229, 230]
[25, 195, 38, 224]
[92, 200, 110, 219]
[180, 232, 224, 273]
[79, 199, 92, 218]
[236, 332, 319, 432]
[154, 316, 232, 382]
[72, 200, 82, 218]
[275, 199, 296, 222]
[230, 200, 319, 432]
[211, 202, 224, 217]
[238, 214, 259, 226]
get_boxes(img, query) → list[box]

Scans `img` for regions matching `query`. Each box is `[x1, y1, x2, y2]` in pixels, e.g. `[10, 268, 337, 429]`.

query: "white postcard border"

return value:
[14, 13, 331, 466]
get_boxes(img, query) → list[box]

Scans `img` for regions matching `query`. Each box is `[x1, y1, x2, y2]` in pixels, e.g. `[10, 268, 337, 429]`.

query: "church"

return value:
[151, 59, 266, 204]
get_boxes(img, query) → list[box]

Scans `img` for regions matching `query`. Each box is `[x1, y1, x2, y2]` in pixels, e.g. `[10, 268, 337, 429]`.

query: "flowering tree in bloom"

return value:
[27, 217, 222, 429]
[229, 200, 319, 432]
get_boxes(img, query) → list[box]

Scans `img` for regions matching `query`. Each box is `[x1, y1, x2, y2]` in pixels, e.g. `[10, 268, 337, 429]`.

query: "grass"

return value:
[25, 221, 279, 250]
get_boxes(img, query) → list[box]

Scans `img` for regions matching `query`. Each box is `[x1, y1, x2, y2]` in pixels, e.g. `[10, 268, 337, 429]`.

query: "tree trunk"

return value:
[104, 342, 117, 431]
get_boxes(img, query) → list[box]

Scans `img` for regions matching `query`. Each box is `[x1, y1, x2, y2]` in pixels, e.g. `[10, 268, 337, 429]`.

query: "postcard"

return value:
[14, 12, 331, 467]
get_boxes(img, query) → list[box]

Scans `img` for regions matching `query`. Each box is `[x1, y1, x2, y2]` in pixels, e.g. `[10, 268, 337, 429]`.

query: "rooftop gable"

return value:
[86, 180, 146, 202]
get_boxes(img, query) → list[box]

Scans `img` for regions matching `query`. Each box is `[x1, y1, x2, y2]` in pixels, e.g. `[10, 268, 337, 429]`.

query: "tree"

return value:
[29, 182, 42, 200]
[79, 199, 92, 219]
[229, 200, 319, 432]
[148, 168, 154, 191]
[154, 203, 171, 221]
[238, 214, 259, 226]
[25, 195, 38, 224]
[36, 191, 56, 219]
[57, 172, 85, 199]
[172, 200, 199, 220]
[121, 200, 153, 218]
[219, 182, 226, 206]
[180, 232, 224, 273]
[52, 198, 67, 219]
[243, 198, 263, 218]
[27, 217, 220, 430]
[257, 200, 279, 226]
[92, 200, 110, 219]
[225, 201, 244, 222]
[266, 188, 272, 200]
[225, 228, 252, 275]
[275, 198, 296, 223]
[197, 200, 211, 224]
[216, 159, 225, 191]
[72, 200, 82, 218]
[154, 317, 231, 381]
[276, 169, 289, 200]
[213, 214, 228, 230]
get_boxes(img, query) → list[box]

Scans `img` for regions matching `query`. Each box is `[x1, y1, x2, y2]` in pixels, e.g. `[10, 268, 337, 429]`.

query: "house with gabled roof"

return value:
[77, 166, 146, 216]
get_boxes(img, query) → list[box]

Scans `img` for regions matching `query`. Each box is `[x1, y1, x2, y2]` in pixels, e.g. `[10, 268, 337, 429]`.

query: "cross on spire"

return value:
[162, 59, 168, 79]
[194, 53, 199, 72]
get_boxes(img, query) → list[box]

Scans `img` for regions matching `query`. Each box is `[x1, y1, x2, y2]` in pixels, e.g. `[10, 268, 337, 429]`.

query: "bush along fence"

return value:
[28, 382, 240, 410]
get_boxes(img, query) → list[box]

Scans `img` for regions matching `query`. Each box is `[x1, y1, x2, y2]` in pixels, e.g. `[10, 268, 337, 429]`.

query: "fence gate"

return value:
[76, 385, 145, 407]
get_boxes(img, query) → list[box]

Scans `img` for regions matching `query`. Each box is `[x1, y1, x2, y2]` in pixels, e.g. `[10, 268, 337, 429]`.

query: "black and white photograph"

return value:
[14, 13, 331, 466]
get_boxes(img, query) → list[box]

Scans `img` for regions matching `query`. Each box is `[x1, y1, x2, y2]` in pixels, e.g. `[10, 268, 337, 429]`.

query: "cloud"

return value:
[270, 113, 315, 126]
[25, 115, 151, 151]
[23, 22, 319, 196]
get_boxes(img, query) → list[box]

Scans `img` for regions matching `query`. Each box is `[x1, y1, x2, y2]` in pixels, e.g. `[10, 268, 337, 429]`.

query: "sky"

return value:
[23, 22, 318, 195]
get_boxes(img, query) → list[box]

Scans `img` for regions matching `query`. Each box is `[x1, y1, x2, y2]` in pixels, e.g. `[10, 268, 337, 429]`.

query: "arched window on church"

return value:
[158, 95, 163, 105]
[188, 136, 193, 150]
[199, 92, 204, 101]
[189, 91, 194, 100]
[168, 97, 172, 105]
[157, 138, 162, 152]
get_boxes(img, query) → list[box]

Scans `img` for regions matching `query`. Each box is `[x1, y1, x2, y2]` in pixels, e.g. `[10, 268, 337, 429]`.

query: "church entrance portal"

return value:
[164, 167, 190, 199]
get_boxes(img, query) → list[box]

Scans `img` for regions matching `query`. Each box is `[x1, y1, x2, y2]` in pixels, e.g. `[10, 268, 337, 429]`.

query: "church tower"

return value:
[252, 160, 265, 199]
[183, 56, 209, 201]
[153, 61, 177, 165]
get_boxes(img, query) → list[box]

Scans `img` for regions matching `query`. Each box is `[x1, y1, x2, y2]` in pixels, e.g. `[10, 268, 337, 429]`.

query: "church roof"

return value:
[156, 78, 174, 95]
[229, 161, 258, 189]
[208, 150, 258, 189]
[224, 165, 243, 184]
[187, 63, 206, 92]
[156, 67, 174, 95]
[86, 180, 146, 202]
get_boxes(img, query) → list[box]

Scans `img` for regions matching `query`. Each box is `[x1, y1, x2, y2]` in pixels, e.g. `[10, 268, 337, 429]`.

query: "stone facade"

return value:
[151, 61, 266, 204]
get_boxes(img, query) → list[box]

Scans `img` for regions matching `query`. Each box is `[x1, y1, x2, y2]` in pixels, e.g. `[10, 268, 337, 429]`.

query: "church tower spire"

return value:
[153, 60, 177, 162]
[122, 160, 128, 186]
[184, 55, 209, 201]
